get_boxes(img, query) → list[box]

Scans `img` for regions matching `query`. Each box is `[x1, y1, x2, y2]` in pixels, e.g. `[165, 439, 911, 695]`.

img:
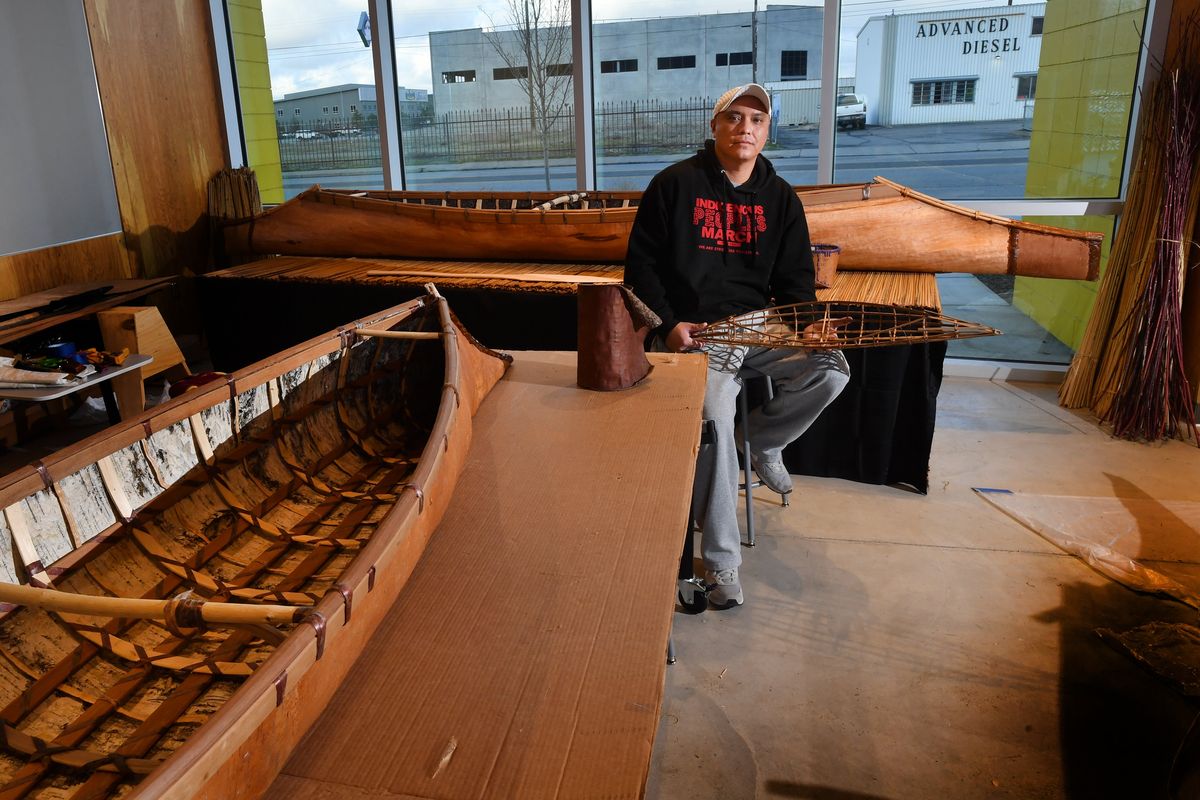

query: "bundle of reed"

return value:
[1106, 58, 1200, 442]
[817, 270, 941, 311]
[1058, 33, 1197, 441]
[206, 166, 262, 222]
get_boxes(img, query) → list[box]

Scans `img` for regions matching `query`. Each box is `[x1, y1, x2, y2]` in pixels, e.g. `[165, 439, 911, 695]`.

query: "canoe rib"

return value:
[222, 179, 1102, 280]
[0, 290, 509, 800]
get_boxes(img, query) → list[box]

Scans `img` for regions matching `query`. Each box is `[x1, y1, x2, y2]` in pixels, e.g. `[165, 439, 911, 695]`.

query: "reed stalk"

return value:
[1107, 59, 1200, 442]
[1061, 18, 1200, 445]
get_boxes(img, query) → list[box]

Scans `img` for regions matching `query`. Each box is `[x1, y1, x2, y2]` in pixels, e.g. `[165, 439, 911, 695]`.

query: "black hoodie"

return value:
[624, 140, 816, 339]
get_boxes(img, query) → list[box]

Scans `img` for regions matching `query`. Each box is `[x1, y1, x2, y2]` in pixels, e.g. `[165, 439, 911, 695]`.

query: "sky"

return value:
[261, 0, 1017, 98]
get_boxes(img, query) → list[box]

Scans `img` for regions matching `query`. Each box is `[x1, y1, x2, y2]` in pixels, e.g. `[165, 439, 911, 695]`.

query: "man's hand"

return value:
[666, 321, 708, 352]
[802, 316, 852, 342]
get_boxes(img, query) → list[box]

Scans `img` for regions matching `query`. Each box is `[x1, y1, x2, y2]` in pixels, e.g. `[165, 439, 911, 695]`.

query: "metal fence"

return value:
[277, 98, 713, 171]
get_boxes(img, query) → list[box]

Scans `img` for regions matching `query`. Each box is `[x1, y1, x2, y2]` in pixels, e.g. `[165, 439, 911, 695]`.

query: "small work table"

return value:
[267, 351, 706, 799]
[0, 354, 153, 425]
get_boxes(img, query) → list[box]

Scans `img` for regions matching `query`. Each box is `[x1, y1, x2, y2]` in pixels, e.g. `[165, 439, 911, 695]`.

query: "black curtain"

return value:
[782, 342, 946, 494]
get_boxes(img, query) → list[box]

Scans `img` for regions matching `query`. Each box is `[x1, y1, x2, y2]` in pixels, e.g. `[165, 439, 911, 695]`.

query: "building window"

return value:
[332, 105, 339, 113]
[716, 51, 753, 67]
[780, 50, 807, 80]
[294, 108, 301, 116]
[656, 55, 696, 70]
[276, 109, 283, 117]
[322, 106, 329, 114]
[1016, 74, 1037, 100]
[1031, 16, 1044, 35]
[442, 70, 477, 84]
[911, 78, 977, 105]
[600, 58, 638, 73]
[493, 66, 529, 80]
[547, 63, 573, 77]
[350, 104, 357, 113]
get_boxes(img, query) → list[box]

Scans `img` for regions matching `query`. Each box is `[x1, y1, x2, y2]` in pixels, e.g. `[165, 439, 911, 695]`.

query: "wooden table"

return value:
[267, 351, 707, 800]
[0, 279, 173, 346]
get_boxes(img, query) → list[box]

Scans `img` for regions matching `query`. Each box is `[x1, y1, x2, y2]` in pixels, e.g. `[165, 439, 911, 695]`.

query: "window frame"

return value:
[214, 0, 1165, 213]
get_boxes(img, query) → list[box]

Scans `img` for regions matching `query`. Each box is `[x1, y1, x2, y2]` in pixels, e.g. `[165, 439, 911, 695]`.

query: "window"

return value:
[332, 105, 339, 113]
[1031, 16, 1044, 35]
[493, 66, 529, 80]
[1016, 74, 1037, 100]
[322, 106, 329, 114]
[780, 50, 807, 80]
[293, 108, 301, 116]
[276, 109, 283, 117]
[547, 63, 573, 76]
[600, 58, 637, 73]
[716, 51, 752, 67]
[441, 70, 476, 84]
[911, 79, 977, 105]
[350, 104, 357, 113]
[656, 55, 695, 70]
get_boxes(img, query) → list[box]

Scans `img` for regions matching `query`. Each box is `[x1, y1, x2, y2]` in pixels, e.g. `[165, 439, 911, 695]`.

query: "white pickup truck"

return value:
[836, 93, 867, 130]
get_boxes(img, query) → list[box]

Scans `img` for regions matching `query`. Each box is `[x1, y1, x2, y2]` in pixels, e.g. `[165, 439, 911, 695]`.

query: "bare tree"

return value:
[483, 0, 572, 189]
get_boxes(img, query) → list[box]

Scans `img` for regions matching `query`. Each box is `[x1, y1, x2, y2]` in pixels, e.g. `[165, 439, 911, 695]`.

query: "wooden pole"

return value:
[0, 583, 307, 626]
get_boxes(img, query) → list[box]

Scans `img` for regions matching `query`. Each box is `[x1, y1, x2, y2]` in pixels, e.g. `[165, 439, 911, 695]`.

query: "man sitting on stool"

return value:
[624, 83, 850, 609]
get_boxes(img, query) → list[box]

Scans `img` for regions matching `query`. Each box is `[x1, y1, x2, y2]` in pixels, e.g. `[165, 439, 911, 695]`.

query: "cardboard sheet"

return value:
[267, 351, 706, 800]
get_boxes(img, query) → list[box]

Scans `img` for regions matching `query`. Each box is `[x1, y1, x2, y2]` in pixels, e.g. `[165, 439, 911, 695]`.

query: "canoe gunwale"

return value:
[116, 291, 484, 799]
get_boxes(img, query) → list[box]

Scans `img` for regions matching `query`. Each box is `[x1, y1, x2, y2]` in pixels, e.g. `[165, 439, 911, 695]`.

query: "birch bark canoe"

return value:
[0, 287, 509, 800]
[221, 177, 1102, 280]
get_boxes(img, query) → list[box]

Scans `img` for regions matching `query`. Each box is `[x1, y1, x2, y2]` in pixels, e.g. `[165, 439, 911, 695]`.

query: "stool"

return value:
[737, 372, 790, 547]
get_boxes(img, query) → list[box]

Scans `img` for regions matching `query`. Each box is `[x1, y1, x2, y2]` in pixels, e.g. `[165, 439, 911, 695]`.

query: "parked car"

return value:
[836, 94, 867, 130]
[294, 129, 320, 140]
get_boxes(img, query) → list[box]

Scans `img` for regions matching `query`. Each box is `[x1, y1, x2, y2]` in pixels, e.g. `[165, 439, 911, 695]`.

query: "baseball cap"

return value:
[712, 83, 771, 119]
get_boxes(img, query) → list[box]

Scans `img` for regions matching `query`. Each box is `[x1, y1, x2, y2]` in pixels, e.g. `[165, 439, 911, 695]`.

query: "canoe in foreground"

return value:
[0, 288, 509, 799]
[221, 177, 1101, 280]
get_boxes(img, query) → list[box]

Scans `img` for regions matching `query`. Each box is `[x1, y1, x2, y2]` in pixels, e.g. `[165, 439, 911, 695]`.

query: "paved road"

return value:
[283, 119, 1034, 199]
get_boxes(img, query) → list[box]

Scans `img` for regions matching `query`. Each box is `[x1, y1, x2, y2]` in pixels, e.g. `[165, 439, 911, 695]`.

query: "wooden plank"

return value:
[0, 234, 131, 305]
[0, 280, 175, 345]
[268, 351, 706, 800]
[83, 0, 226, 279]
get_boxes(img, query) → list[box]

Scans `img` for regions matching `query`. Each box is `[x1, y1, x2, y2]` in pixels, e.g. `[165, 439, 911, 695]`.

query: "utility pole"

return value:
[751, 0, 758, 84]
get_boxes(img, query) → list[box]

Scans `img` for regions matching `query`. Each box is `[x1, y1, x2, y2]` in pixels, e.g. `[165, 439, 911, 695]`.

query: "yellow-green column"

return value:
[228, 0, 283, 204]
[1020, 0, 1145, 350]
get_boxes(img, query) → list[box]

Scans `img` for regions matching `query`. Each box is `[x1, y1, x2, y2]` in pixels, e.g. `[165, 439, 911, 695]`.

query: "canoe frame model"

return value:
[0, 287, 509, 800]
[693, 300, 1001, 350]
[222, 177, 1102, 280]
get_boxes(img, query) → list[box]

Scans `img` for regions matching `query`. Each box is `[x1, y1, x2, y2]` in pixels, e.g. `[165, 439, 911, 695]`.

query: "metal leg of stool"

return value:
[761, 376, 790, 507]
[667, 637, 676, 665]
[739, 384, 756, 547]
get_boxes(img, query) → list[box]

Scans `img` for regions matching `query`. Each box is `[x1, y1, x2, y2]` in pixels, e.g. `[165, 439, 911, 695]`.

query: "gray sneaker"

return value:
[705, 568, 743, 609]
[750, 453, 793, 495]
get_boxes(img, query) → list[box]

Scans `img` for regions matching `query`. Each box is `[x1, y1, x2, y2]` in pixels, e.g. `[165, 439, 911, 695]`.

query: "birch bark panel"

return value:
[0, 514, 19, 584]
[236, 384, 273, 440]
[57, 465, 117, 545]
[145, 421, 200, 488]
[20, 490, 73, 568]
[201, 402, 235, 456]
[109, 443, 166, 510]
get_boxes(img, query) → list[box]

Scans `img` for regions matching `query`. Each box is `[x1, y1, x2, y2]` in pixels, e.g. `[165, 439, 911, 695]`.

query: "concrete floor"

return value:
[649, 375, 1200, 800]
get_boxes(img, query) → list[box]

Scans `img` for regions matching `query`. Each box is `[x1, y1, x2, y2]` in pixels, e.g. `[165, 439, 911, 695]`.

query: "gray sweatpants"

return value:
[693, 342, 850, 571]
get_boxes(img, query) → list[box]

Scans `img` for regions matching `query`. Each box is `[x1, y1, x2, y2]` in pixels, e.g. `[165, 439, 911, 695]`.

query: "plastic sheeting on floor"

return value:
[973, 489, 1200, 609]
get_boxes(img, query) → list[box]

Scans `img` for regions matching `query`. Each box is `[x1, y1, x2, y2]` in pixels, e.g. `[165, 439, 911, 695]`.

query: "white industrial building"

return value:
[430, 6, 823, 114]
[855, 2, 1044, 126]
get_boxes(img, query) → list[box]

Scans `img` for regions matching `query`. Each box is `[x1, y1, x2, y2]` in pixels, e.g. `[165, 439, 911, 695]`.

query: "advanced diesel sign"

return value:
[915, 15, 1022, 55]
